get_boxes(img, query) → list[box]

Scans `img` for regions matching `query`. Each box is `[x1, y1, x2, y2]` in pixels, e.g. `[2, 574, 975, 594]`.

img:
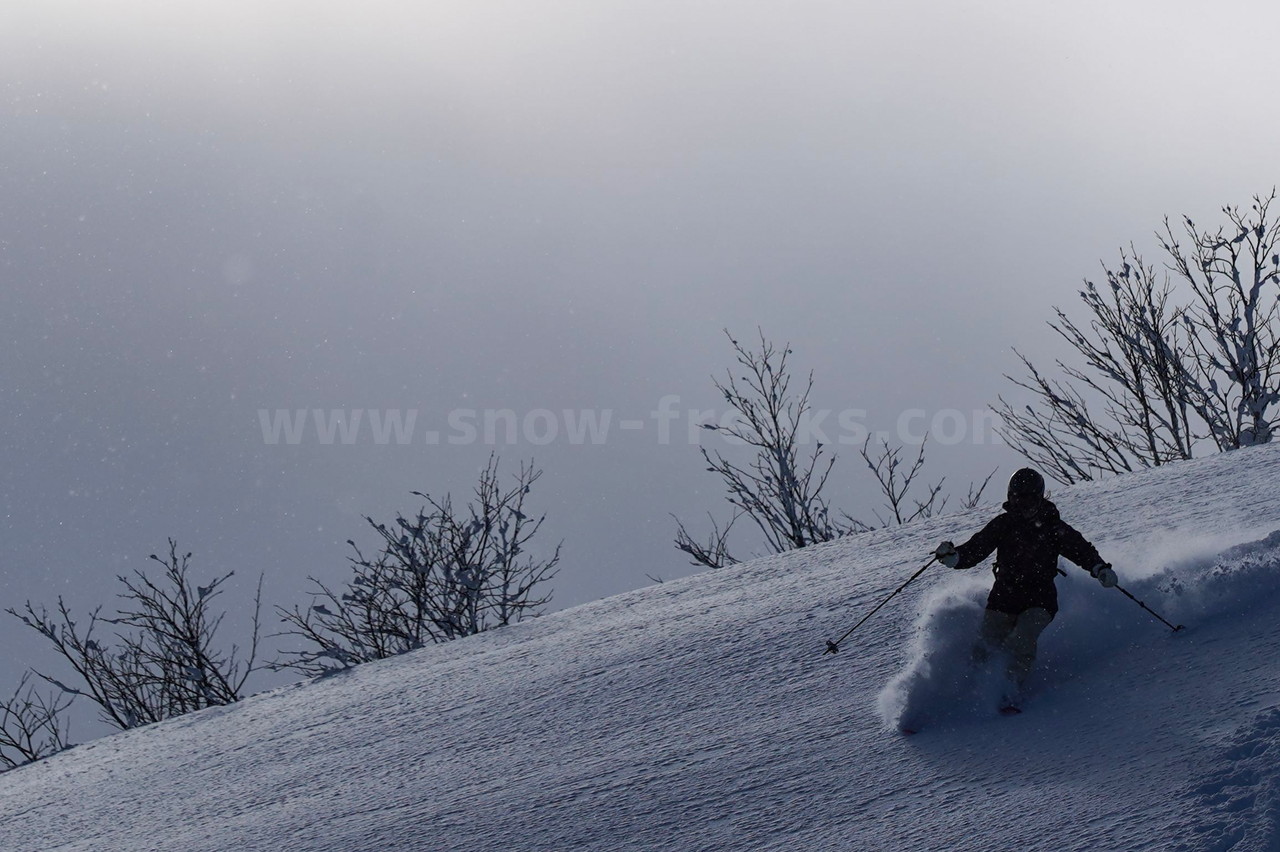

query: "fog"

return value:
[2, 0, 1278, 719]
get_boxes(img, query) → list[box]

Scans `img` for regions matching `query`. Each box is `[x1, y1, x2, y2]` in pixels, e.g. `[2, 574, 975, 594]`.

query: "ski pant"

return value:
[973, 607, 1054, 690]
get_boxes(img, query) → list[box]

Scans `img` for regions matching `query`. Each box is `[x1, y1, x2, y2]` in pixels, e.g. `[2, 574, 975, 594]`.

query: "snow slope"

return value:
[4, 446, 1280, 851]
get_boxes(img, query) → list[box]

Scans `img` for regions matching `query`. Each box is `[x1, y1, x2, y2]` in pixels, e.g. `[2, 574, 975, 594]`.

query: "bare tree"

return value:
[853, 436, 994, 529]
[993, 253, 1197, 483]
[674, 330, 846, 568]
[676, 330, 994, 568]
[996, 193, 1280, 483]
[1161, 191, 1280, 449]
[0, 672, 73, 771]
[8, 541, 264, 731]
[276, 456, 560, 677]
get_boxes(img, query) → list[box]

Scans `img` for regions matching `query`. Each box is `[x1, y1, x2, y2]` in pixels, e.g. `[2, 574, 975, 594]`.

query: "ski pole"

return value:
[824, 555, 939, 655]
[1113, 582, 1184, 633]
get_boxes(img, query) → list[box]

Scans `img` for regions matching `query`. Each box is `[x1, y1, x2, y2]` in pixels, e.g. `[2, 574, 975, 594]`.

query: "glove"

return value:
[1091, 562, 1118, 588]
[935, 541, 960, 569]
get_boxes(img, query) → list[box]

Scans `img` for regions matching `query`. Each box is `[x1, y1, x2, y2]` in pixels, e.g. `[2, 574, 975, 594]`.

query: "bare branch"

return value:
[8, 540, 264, 731]
[0, 672, 74, 771]
[673, 329, 852, 565]
[275, 456, 560, 677]
[677, 329, 990, 559]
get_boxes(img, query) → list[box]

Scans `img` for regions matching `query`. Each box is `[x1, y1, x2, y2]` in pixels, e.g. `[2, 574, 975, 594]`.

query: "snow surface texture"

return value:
[4, 446, 1280, 851]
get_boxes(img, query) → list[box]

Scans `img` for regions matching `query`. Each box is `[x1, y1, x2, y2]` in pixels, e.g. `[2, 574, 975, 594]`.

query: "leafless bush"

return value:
[852, 436, 994, 530]
[1162, 192, 1280, 450]
[0, 672, 73, 771]
[676, 330, 994, 568]
[996, 192, 1280, 483]
[674, 330, 845, 568]
[8, 541, 264, 731]
[276, 456, 560, 677]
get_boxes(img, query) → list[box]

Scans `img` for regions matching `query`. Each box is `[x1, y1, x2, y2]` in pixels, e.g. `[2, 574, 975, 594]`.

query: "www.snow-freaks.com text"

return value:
[257, 397, 1004, 448]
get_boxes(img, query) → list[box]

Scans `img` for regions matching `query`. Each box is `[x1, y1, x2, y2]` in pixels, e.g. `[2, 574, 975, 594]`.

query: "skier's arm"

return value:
[953, 515, 1005, 571]
[1056, 520, 1115, 585]
[1055, 520, 1103, 571]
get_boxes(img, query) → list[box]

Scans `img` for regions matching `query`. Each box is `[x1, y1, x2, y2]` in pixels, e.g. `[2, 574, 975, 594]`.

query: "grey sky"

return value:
[3, 0, 1279, 710]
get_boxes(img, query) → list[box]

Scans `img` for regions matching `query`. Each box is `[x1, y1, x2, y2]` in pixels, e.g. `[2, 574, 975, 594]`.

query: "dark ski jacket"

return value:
[954, 499, 1103, 616]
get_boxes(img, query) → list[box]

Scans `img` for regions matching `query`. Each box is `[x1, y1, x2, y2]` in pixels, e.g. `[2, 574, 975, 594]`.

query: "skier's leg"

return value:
[1003, 607, 1054, 689]
[973, 609, 1016, 665]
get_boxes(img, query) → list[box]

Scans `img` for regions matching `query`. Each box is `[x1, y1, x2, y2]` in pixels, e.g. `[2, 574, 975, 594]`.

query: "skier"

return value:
[933, 468, 1116, 710]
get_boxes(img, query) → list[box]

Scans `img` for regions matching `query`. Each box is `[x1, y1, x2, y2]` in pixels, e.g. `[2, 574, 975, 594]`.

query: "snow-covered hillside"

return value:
[4, 447, 1280, 851]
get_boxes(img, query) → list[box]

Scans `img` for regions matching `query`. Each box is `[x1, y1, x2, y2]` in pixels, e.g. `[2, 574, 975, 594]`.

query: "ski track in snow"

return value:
[2, 446, 1280, 850]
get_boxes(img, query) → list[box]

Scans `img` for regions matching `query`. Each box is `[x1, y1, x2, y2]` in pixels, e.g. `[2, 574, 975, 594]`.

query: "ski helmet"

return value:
[1006, 468, 1045, 510]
